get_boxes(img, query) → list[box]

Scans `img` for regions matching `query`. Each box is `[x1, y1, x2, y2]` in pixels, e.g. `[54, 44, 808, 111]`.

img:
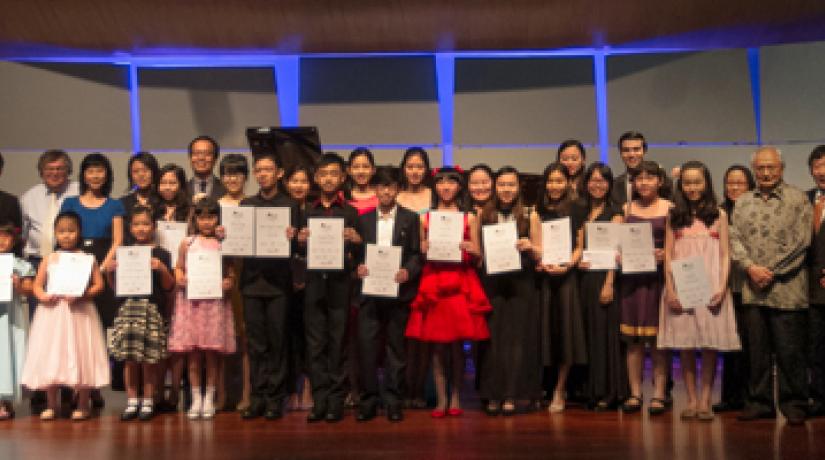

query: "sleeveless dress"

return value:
[405, 213, 491, 343]
[619, 214, 666, 344]
[167, 236, 236, 354]
[657, 218, 741, 351]
[1, 257, 35, 400]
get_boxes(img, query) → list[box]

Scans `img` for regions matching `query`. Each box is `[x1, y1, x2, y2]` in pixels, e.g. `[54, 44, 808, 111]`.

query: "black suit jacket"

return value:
[187, 176, 226, 202]
[356, 206, 422, 303]
[806, 188, 825, 304]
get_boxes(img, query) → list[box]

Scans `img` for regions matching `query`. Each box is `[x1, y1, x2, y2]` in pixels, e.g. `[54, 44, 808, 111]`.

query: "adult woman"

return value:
[557, 140, 587, 198]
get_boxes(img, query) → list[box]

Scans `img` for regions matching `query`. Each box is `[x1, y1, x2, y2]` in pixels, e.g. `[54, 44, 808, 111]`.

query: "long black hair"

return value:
[721, 164, 756, 221]
[432, 166, 469, 212]
[399, 147, 433, 190]
[481, 166, 529, 236]
[127, 151, 160, 194]
[669, 160, 720, 230]
[158, 164, 191, 222]
[468, 163, 494, 210]
[344, 147, 376, 200]
[537, 162, 573, 216]
[581, 162, 616, 212]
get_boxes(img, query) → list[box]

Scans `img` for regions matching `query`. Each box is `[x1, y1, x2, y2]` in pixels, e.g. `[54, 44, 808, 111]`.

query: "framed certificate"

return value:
[585, 222, 619, 250]
[186, 250, 223, 300]
[362, 244, 403, 298]
[307, 217, 345, 270]
[46, 252, 94, 297]
[0, 253, 13, 302]
[671, 256, 713, 311]
[115, 246, 152, 297]
[221, 206, 256, 257]
[482, 222, 521, 275]
[541, 217, 572, 265]
[427, 211, 464, 263]
[620, 222, 656, 274]
[157, 221, 188, 268]
[255, 207, 291, 258]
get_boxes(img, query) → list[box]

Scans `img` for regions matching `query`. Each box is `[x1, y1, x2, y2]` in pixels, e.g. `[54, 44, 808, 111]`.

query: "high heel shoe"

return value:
[430, 409, 446, 418]
[447, 408, 464, 417]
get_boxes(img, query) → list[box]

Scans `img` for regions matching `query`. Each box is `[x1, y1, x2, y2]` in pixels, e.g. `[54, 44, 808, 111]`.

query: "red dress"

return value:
[405, 213, 491, 343]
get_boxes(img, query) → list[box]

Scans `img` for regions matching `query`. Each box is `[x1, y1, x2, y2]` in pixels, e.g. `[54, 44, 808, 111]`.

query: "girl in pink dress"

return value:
[168, 197, 236, 420]
[21, 211, 109, 421]
[659, 161, 740, 421]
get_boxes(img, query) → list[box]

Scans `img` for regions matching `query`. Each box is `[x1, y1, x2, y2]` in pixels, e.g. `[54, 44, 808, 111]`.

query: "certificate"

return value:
[582, 250, 617, 271]
[307, 218, 345, 270]
[671, 256, 713, 311]
[255, 207, 291, 258]
[541, 217, 572, 265]
[0, 254, 13, 302]
[157, 221, 187, 267]
[586, 222, 620, 250]
[427, 211, 464, 263]
[115, 246, 152, 297]
[221, 206, 256, 257]
[362, 244, 403, 298]
[186, 250, 223, 300]
[619, 223, 656, 274]
[482, 222, 521, 275]
[47, 252, 94, 297]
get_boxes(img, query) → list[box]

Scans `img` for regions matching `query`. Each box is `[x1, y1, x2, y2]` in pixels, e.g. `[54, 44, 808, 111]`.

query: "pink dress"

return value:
[21, 252, 110, 389]
[657, 218, 741, 351]
[167, 236, 236, 354]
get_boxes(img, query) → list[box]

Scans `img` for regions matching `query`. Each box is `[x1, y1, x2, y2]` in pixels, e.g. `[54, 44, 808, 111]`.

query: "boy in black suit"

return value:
[354, 167, 422, 422]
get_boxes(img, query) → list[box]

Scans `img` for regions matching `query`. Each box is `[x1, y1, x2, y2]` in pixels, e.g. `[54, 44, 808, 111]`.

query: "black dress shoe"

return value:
[737, 408, 776, 421]
[241, 405, 264, 420]
[307, 409, 326, 423]
[386, 406, 403, 422]
[356, 406, 377, 422]
[264, 402, 284, 421]
[784, 409, 807, 426]
[326, 409, 343, 423]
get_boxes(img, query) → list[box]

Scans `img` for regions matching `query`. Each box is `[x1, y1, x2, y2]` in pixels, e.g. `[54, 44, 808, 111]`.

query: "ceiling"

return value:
[2, 0, 825, 57]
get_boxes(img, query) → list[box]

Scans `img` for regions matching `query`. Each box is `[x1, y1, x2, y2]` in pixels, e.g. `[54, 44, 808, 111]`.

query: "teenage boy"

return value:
[298, 153, 363, 423]
[238, 152, 299, 420]
[354, 167, 421, 422]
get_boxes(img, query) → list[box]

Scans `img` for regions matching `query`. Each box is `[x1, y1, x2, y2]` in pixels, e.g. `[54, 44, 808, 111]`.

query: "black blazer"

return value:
[806, 188, 825, 304]
[357, 206, 422, 303]
[186, 176, 226, 202]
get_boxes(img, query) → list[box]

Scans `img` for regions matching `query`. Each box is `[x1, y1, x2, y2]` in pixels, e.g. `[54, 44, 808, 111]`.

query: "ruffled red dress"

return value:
[405, 213, 491, 343]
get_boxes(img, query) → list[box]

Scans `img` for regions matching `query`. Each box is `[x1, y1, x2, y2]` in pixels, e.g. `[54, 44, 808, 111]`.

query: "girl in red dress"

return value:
[406, 166, 491, 418]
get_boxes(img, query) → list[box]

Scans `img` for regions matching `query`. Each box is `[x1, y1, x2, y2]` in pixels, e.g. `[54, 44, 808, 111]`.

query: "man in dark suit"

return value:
[610, 131, 673, 206]
[806, 144, 825, 417]
[186, 135, 227, 201]
[354, 167, 422, 422]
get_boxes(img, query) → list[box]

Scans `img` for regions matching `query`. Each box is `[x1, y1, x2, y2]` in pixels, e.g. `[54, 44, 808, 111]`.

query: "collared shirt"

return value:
[21, 181, 80, 257]
[730, 181, 812, 309]
[376, 205, 397, 247]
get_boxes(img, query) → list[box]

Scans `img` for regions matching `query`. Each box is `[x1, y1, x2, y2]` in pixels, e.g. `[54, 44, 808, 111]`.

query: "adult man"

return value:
[806, 144, 825, 417]
[186, 135, 227, 201]
[730, 146, 811, 425]
[610, 131, 673, 205]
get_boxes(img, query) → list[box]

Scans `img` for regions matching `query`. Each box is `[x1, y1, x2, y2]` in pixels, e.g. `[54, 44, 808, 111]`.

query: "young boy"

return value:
[238, 152, 299, 420]
[298, 152, 362, 423]
[354, 166, 421, 422]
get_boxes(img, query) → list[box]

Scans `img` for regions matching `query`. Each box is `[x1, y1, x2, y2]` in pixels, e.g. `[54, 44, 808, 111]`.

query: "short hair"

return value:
[317, 152, 346, 171]
[750, 146, 783, 165]
[808, 145, 825, 169]
[54, 210, 82, 235]
[192, 196, 221, 224]
[629, 160, 665, 182]
[127, 204, 157, 228]
[372, 166, 400, 186]
[79, 153, 114, 196]
[617, 131, 648, 152]
[37, 149, 73, 175]
[127, 151, 160, 191]
[252, 151, 282, 168]
[188, 135, 220, 159]
[219, 154, 249, 177]
[557, 139, 587, 161]
[0, 219, 18, 244]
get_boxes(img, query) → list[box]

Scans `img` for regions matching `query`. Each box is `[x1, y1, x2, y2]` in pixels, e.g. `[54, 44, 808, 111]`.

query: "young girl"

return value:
[478, 167, 542, 416]
[347, 147, 378, 215]
[0, 222, 35, 420]
[405, 166, 491, 418]
[468, 164, 494, 213]
[556, 140, 587, 198]
[106, 205, 175, 421]
[21, 211, 109, 420]
[168, 197, 236, 420]
[658, 161, 740, 421]
[535, 163, 588, 413]
[577, 163, 626, 410]
[620, 160, 671, 415]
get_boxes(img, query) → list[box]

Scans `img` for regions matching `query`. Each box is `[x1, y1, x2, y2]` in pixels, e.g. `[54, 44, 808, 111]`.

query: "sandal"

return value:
[648, 398, 669, 416]
[621, 396, 643, 413]
[680, 408, 697, 420]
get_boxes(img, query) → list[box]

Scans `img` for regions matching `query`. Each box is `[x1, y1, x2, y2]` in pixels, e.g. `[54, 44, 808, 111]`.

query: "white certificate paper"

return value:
[0, 254, 13, 302]
[586, 222, 620, 250]
[221, 206, 256, 257]
[157, 221, 188, 268]
[620, 222, 656, 274]
[362, 244, 403, 298]
[115, 246, 152, 297]
[541, 217, 572, 265]
[427, 211, 464, 263]
[255, 207, 291, 258]
[482, 222, 521, 275]
[671, 256, 713, 311]
[186, 250, 223, 300]
[582, 250, 617, 271]
[307, 218, 345, 270]
[47, 252, 94, 297]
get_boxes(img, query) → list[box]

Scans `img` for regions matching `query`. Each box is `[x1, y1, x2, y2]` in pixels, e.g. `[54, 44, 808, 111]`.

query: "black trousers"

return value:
[244, 290, 290, 408]
[720, 293, 748, 407]
[809, 304, 825, 412]
[357, 297, 408, 409]
[744, 305, 808, 416]
[304, 271, 351, 411]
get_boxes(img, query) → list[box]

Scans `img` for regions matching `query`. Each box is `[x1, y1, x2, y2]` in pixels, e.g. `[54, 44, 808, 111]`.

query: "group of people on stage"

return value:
[0, 130, 823, 426]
